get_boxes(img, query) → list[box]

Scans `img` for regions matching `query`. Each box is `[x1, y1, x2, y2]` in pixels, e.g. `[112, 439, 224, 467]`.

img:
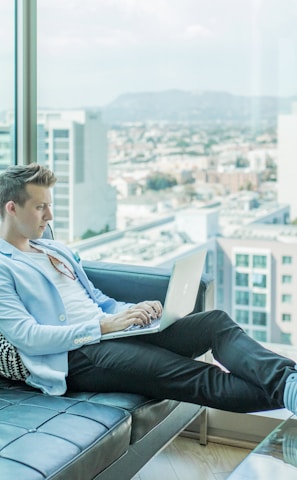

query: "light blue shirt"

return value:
[0, 238, 131, 395]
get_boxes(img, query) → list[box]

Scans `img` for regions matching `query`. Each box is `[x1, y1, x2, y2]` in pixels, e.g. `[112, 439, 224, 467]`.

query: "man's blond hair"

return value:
[0, 164, 57, 218]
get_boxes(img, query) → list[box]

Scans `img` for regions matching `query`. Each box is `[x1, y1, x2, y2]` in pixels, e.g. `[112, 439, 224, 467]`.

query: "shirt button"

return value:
[59, 314, 66, 322]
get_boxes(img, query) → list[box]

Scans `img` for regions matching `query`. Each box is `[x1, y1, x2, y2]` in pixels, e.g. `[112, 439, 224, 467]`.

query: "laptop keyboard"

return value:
[124, 318, 161, 332]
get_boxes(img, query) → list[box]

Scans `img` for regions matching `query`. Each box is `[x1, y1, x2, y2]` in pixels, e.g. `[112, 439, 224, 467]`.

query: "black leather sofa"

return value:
[0, 259, 213, 480]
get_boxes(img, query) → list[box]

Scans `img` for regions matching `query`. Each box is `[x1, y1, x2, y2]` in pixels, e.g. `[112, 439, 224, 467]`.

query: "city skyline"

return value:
[1, 0, 297, 111]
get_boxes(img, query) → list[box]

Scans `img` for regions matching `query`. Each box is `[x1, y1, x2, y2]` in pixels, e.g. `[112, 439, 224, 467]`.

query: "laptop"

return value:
[101, 249, 206, 340]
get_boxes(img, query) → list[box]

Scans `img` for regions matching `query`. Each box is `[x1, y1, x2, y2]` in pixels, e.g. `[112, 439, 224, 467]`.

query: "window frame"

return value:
[15, 0, 37, 166]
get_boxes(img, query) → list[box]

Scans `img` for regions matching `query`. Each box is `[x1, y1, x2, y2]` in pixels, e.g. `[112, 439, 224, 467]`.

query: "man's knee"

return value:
[195, 309, 230, 321]
[198, 309, 235, 329]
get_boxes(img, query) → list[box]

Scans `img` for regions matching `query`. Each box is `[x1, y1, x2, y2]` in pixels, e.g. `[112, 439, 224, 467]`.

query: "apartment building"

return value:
[173, 201, 296, 346]
[0, 124, 13, 172]
[216, 225, 297, 345]
[73, 196, 296, 346]
[37, 110, 117, 242]
[278, 104, 297, 221]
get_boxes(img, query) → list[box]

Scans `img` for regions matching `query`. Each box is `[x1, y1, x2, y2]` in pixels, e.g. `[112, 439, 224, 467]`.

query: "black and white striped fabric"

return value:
[0, 333, 29, 381]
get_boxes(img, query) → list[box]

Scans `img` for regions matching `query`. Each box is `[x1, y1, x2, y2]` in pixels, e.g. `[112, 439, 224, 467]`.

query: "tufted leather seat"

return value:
[66, 391, 179, 444]
[0, 378, 131, 480]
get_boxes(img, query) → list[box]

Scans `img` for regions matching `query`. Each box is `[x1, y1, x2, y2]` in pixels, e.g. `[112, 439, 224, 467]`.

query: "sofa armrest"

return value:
[83, 260, 214, 314]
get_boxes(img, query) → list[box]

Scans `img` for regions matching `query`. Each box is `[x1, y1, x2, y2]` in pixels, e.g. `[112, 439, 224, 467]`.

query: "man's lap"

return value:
[66, 310, 230, 395]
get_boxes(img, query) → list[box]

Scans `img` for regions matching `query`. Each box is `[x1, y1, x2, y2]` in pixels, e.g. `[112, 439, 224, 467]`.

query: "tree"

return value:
[81, 225, 110, 240]
[146, 172, 177, 191]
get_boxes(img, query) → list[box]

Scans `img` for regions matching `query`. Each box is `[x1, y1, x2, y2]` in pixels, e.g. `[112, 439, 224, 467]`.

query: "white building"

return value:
[278, 104, 297, 221]
[37, 110, 117, 242]
[216, 225, 297, 345]
[73, 196, 297, 346]
[0, 124, 13, 172]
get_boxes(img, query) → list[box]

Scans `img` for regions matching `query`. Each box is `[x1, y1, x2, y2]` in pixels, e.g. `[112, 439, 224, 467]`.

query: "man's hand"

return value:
[133, 300, 163, 319]
[99, 300, 163, 334]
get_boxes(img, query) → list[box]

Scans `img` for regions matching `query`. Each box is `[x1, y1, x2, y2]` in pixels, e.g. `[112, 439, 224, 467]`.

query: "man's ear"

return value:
[5, 201, 17, 216]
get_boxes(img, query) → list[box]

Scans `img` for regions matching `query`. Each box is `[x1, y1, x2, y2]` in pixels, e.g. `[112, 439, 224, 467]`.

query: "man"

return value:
[0, 164, 296, 415]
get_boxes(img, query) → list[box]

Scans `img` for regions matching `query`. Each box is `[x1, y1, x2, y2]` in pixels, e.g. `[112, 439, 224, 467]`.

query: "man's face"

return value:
[13, 184, 53, 239]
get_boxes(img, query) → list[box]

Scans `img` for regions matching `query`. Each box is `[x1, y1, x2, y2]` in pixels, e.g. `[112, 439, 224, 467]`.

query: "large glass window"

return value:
[0, 1, 15, 170]
[35, 1, 297, 349]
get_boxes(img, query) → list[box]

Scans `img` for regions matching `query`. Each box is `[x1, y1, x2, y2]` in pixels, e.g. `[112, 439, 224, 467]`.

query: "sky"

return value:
[1, 0, 297, 110]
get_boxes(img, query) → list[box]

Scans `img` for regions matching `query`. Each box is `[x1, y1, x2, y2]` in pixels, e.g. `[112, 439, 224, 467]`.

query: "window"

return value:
[252, 312, 267, 326]
[235, 272, 249, 287]
[53, 130, 69, 138]
[282, 256, 292, 265]
[56, 175, 69, 183]
[253, 331, 267, 342]
[252, 293, 266, 308]
[253, 255, 267, 269]
[218, 269, 224, 284]
[56, 197, 69, 207]
[235, 291, 249, 306]
[252, 273, 267, 289]
[13, 0, 296, 350]
[236, 309, 249, 324]
[54, 153, 69, 161]
[281, 333, 292, 345]
[54, 220, 69, 229]
[55, 185, 69, 195]
[282, 275, 292, 284]
[235, 254, 249, 268]
[282, 314, 292, 322]
[282, 294, 292, 304]
[206, 250, 214, 276]
[53, 141, 69, 150]
[217, 251, 224, 267]
[54, 207, 69, 216]
[217, 287, 224, 305]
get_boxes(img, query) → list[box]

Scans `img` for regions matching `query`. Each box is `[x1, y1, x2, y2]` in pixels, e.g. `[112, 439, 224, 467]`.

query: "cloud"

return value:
[183, 24, 215, 41]
[2, 0, 297, 109]
[40, 28, 137, 55]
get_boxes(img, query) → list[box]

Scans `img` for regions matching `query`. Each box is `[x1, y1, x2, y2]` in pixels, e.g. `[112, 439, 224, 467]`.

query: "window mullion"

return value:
[15, 0, 37, 165]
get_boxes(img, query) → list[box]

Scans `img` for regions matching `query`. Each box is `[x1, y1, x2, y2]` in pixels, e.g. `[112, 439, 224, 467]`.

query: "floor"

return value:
[132, 436, 251, 480]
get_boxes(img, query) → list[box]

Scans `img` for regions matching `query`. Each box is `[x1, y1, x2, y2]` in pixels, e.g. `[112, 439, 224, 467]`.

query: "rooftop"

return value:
[72, 195, 294, 266]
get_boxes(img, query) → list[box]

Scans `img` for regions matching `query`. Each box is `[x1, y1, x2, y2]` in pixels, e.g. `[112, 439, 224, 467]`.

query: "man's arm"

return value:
[0, 268, 103, 355]
[0, 265, 163, 349]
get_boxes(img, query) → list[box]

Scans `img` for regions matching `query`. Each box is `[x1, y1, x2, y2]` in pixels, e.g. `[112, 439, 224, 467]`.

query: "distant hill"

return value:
[102, 89, 296, 125]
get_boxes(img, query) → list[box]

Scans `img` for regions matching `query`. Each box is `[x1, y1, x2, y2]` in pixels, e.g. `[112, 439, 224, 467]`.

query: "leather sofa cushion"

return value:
[66, 391, 179, 443]
[0, 378, 131, 480]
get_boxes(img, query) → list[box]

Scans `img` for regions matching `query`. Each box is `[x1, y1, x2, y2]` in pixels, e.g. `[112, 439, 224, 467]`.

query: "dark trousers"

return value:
[67, 310, 296, 413]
